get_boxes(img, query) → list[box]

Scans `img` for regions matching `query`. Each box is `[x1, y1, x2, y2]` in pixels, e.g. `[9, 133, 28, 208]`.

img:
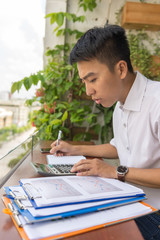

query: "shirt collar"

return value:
[120, 71, 148, 112]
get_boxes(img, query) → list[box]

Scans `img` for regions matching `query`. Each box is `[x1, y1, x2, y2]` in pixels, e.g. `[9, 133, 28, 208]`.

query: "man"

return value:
[50, 25, 160, 239]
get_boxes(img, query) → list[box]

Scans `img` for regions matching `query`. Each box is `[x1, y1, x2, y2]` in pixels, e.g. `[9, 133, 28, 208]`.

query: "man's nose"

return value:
[85, 83, 94, 96]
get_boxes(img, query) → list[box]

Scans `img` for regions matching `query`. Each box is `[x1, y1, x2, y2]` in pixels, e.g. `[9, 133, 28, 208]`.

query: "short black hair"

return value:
[69, 25, 133, 73]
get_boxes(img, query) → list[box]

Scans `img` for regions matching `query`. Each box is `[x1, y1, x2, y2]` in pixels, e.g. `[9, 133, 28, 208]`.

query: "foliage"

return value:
[96, 105, 115, 143]
[11, 0, 107, 142]
[79, 0, 98, 12]
[127, 30, 160, 80]
[7, 135, 32, 168]
[45, 12, 85, 39]
[0, 123, 31, 144]
[11, 0, 160, 144]
[8, 152, 27, 168]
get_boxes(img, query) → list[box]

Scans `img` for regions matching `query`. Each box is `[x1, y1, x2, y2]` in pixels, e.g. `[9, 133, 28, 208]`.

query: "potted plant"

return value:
[11, 1, 103, 142]
[127, 30, 160, 79]
[121, 1, 160, 31]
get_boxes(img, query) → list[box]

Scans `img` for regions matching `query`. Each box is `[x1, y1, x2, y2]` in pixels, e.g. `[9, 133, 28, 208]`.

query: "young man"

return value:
[50, 25, 160, 239]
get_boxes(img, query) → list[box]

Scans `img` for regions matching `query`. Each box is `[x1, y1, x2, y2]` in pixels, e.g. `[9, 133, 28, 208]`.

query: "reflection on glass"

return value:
[0, 131, 40, 187]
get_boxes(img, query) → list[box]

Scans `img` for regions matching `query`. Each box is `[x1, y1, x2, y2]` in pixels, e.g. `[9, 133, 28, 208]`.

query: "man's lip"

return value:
[93, 99, 101, 104]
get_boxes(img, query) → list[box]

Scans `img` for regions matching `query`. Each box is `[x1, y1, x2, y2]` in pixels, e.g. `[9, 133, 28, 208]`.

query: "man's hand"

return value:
[50, 141, 75, 156]
[71, 158, 117, 178]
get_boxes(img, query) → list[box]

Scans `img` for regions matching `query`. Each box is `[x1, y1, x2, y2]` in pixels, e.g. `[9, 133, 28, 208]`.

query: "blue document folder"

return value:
[4, 185, 146, 224]
[10, 195, 146, 224]
[18, 176, 146, 209]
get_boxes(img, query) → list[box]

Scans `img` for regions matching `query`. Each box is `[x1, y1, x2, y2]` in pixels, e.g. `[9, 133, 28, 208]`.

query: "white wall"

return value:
[44, 0, 126, 64]
[44, 0, 160, 55]
[43, 0, 67, 66]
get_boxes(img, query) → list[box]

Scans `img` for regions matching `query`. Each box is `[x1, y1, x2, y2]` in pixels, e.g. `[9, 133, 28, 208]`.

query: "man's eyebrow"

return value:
[79, 72, 95, 81]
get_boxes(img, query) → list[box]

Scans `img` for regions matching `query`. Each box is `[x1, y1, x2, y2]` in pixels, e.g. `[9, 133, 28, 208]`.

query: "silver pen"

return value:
[56, 130, 62, 146]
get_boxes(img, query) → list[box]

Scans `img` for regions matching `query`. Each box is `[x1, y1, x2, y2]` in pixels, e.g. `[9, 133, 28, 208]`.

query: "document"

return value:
[6, 185, 146, 223]
[20, 202, 153, 240]
[19, 176, 145, 208]
[47, 155, 86, 165]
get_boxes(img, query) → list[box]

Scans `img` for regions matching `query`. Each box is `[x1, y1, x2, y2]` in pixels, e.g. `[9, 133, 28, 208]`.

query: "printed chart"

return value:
[70, 177, 122, 194]
[30, 179, 82, 199]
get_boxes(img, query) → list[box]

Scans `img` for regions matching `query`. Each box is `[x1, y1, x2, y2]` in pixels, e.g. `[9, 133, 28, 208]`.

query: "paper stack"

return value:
[2, 175, 157, 240]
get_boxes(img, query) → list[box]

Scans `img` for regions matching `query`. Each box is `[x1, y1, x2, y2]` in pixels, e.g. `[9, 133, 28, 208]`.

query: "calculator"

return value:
[31, 162, 76, 176]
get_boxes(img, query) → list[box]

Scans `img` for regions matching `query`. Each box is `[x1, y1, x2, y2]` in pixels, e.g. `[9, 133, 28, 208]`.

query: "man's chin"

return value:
[102, 102, 114, 108]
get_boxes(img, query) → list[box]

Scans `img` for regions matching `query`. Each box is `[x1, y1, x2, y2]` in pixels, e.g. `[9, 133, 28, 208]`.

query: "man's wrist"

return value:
[116, 165, 129, 182]
[71, 145, 82, 155]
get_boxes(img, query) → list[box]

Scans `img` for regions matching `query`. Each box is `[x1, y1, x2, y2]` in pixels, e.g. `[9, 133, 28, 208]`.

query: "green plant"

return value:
[96, 104, 115, 143]
[8, 152, 29, 168]
[11, 0, 105, 142]
[0, 123, 31, 145]
[127, 30, 160, 80]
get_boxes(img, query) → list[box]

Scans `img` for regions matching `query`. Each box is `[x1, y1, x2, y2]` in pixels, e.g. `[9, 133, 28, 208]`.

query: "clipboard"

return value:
[18, 176, 146, 209]
[10, 195, 147, 223]
[5, 184, 145, 210]
[4, 186, 146, 223]
[2, 196, 157, 240]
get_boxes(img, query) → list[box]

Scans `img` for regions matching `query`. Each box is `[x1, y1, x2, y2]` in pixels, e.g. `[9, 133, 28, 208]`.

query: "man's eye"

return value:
[90, 78, 96, 83]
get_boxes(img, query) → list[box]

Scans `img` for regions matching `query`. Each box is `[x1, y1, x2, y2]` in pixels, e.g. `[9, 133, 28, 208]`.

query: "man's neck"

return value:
[119, 71, 136, 104]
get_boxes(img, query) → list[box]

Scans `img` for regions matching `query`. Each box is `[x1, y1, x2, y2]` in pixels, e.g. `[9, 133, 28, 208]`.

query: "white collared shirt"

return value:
[110, 71, 160, 208]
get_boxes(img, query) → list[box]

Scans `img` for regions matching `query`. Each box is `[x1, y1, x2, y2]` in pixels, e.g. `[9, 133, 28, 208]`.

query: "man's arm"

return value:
[125, 168, 160, 188]
[71, 143, 118, 158]
[50, 141, 118, 159]
[71, 159, 160, 188]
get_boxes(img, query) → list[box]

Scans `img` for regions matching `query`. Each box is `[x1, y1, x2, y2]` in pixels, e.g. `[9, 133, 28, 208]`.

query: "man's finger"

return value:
[71, 162, 92, 173]
[73, 159, 91, 168]
[50, 141, 57, 147]
[76, 169, 92, 176]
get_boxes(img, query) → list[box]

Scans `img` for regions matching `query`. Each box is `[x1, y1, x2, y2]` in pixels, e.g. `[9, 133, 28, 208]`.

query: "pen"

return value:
[56, 130, 62, 146]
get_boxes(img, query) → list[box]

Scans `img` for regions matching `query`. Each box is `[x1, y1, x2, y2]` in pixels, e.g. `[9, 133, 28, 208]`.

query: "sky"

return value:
[0, 0, 46, 99]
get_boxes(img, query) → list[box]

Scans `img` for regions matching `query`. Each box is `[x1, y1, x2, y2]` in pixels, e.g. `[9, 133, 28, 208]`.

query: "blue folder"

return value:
[5, 185, 145, 209]
[10, 195, 146, 224]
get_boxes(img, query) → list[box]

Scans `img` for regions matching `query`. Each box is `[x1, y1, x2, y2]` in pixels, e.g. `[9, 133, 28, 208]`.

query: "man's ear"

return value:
[115, 60, 128, 79]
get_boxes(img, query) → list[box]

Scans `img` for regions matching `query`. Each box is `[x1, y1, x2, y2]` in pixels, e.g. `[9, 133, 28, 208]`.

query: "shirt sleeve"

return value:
[157, 117, 160, 142]
[110, 138, 116, 147]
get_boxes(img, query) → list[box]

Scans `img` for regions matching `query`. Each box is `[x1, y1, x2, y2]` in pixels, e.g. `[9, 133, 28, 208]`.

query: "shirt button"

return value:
[126, 147, 130, 151]
[123, 123, 127, 128]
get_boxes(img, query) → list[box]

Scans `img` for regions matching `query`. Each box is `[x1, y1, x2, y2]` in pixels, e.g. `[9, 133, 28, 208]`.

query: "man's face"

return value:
[77, 59, 125, 107]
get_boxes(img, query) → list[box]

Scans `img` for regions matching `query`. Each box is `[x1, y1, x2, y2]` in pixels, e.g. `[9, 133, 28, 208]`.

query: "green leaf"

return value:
[79, 16, 85, 22]
[56, 29, 63, 36]
[37, 72, 45, 83]
[23, 77, 32, 90]
[45, 13, 54, 19]
[50, 14, 56, 24]
[25, 98, 35, 106]
[65, 13, 72, 21]
[50, 119, 62, 125]
[61, 111, 68, 122]
[92, 124, 101, 135]
[30, 74, 39, 85]
[11, 81, 23, 93]
[56, 12, 64, 27]
[54, 25, 60, 33]
[11, 82, 18, 93]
